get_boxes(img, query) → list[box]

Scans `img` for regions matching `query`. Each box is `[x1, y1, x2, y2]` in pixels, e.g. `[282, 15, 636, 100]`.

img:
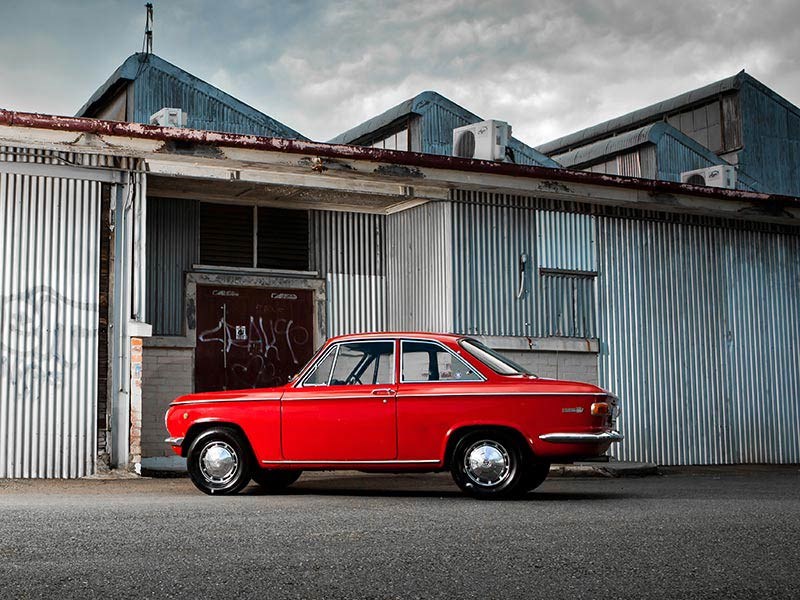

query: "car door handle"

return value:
[371, 388, 395, 396]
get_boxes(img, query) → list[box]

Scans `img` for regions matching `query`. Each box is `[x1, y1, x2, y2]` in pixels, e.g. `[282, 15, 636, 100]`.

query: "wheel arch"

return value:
[181, 419, 252, 458]
[442, 424, 534, 469]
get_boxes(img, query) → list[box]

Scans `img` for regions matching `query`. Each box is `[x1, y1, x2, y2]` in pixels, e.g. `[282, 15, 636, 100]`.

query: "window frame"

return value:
[399, 339, 487, 384]
[298, 339, 397, 388]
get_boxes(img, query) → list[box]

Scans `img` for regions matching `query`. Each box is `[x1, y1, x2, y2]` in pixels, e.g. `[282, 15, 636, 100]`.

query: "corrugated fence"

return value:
[598, 217, 800, 465]
[0, 162, 101, 477]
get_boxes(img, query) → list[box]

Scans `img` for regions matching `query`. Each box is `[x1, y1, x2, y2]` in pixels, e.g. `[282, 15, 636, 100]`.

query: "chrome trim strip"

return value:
[169, 398, 280, 407]
[539, 431, 624, 444]
[261, 459, 440, 465]
[165, 436, 185, 446]
[281, 394, 395, 402]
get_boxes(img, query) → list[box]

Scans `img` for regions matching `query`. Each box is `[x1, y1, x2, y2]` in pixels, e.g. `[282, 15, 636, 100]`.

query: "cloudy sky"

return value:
[1, 0, 798, 146]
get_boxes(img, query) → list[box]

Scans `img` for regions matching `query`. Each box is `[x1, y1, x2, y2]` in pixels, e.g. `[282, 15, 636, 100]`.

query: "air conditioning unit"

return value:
[150, 107, 188, 128]
[453, 119, 511, 161]
[680, 165, 736, 189]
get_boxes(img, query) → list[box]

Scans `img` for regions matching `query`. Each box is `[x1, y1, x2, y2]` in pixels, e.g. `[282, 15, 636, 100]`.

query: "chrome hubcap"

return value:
[464, 440, 510, 487]
[199, 441, 238, 485]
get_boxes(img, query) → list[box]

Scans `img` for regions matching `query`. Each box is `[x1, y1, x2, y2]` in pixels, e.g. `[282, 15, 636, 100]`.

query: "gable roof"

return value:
[329, 90, 560, 168]
[553, 121, 726, 168]
[538, 71, 747, 156]
[77, 53, 307, 140]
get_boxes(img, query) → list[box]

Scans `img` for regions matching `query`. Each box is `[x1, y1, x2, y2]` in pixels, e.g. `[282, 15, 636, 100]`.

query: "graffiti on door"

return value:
[195, 286, 315, 392]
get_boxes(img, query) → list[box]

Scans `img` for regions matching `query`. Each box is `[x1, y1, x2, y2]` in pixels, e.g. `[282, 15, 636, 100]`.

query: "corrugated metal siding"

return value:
[146, 197, 198, 336]
[0, 171, 100, 478]
[386, 202, 453, 332]
[133, 62, 303, 138]
[312, 211, 386, 336]
[452, 191, 597, 338]
[656, 135, 721, 182]
[598, 217, 800, 465]
[540, 274, 596, 338]
[537, 211, 596, 272]
[326, 274, 385, 337]
[738, 81, 800, 197]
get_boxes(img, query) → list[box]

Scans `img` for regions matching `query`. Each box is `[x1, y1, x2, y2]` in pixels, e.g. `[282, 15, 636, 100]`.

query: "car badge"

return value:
[562, 407, 584, 414]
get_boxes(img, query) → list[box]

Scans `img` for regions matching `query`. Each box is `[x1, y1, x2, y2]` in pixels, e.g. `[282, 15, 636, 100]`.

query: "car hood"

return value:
[170, 386, 286, 405]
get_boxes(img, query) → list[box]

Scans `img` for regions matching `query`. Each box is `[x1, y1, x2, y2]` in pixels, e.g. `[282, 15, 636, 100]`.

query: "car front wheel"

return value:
[251, 469, 302, 492]
[450, 431, 524, 499]
[187, 427, 252, 495]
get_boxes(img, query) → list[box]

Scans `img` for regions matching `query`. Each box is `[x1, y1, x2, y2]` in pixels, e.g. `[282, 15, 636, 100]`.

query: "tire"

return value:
[186, 427, 252, 495]
[450, 431, 525, 499]
[517, 461, 551, 494]
[251, 469, 302, 492]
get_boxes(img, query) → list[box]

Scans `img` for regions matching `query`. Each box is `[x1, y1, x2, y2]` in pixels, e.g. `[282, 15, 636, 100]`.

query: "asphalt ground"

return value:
[0, 466, 798, 599]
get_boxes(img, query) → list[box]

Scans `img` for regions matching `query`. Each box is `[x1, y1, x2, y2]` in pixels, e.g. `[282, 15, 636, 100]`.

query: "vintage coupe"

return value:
[165, 332, 622, 498]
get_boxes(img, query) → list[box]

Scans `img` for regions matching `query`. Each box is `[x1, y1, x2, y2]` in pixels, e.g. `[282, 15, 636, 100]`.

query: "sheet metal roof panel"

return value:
[329, 90, 560, 168]
[77, 53, 307, 140]
[538, 72, 745, 155]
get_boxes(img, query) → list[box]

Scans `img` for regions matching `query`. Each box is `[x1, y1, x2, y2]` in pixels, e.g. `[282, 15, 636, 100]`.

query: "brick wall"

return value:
[504, 350, 598, 385]
[141, 346, 194, 458]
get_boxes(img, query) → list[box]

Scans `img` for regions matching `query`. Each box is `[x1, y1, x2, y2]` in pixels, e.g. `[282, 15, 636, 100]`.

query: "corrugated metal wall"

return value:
[146, 197, 198, 336]
[386, 202, 453, 332]
[0, 167, 101, 478]
[312, 210, 386, 337]
[451, 190, 597, 338]
[656, 135, 721, 182]
[598, 217, 800, 465]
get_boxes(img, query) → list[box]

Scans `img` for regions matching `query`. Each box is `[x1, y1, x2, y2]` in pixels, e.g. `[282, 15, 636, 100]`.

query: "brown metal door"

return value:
[195, 285, 315, 392]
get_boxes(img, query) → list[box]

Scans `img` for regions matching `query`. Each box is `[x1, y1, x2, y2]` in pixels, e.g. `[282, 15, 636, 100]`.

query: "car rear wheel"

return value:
[251, 469, 302, 492]
[450, 431, 524, 499]
[517, 461, 551, 494]
[187, 427, 252, 495]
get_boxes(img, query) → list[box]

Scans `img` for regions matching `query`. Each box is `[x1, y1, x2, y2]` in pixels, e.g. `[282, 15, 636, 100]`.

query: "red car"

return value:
[165, 332, 622, 498]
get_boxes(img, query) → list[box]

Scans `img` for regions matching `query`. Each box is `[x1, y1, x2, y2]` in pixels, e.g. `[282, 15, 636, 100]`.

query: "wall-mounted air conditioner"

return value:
[453, 119, 511, 161]
[680, 165, 736, 189]
[150, 107, 188, 128]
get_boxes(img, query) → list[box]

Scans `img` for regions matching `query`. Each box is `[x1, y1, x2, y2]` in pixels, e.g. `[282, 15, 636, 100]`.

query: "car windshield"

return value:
[459, 338, 534, 376]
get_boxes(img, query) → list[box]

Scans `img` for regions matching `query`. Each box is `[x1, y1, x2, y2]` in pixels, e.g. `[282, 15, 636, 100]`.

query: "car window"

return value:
[303, 347, 337, 386]
[304, 341, 395, 387]
[401, 340, 483, 382]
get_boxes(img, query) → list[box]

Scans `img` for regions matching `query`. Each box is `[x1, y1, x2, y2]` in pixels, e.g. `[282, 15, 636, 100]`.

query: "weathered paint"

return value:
[0, 154, 101, 477]
[598, 216, 800, 465]
[2, 109, 799, 212]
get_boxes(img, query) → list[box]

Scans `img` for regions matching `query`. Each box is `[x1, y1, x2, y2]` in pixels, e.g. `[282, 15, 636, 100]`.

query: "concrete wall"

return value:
[141, 345, 193, 459]
[504, 350, 598, 385]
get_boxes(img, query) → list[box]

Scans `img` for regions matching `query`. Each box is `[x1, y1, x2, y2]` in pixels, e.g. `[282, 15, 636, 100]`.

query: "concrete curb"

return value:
[550, 462, 659, 478]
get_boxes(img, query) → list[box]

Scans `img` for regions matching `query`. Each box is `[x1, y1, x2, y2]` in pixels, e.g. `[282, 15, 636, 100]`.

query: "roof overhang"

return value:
[1, 109, 799, 225]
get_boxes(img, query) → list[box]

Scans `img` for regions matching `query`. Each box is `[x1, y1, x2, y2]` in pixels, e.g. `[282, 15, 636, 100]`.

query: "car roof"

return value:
[327, 332, 466, 344]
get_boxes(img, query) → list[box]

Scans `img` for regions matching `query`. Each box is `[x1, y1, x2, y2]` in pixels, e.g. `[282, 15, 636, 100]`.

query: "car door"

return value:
[280, 340, 398, 461]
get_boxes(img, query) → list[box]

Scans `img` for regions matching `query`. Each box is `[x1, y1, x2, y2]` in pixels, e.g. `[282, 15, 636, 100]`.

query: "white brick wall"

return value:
[142, 347, 194, 458]
[504, 350, 598, 385]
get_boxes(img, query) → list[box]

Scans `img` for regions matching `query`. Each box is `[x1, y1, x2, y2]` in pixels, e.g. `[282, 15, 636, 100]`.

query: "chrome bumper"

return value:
[165, 436, 184, 446]
[539, 431, 624, 444]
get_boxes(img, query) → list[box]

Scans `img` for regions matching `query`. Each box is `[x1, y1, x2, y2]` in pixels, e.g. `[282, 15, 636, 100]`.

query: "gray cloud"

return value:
[1, 0, 798, 146]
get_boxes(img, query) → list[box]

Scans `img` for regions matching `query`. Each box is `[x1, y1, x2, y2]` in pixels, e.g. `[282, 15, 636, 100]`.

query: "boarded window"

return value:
[541, 271, 596, 338]
[199, 203, 253, 267]
[257, 207, 309, 270]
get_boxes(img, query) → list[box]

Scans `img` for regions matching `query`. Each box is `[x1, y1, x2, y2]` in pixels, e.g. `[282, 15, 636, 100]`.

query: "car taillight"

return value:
[591, 402, 610, 416]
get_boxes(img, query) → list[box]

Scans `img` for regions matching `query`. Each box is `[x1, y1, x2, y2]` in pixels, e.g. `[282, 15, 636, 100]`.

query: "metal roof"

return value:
[328, 90, 560, 168]
[538, 71, 746, 155]
[553, 122, 726, 168]
[76, 53, 307, 140]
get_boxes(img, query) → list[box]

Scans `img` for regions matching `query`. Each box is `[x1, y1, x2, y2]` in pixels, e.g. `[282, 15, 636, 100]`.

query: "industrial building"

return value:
[0, 54, 798, 478]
